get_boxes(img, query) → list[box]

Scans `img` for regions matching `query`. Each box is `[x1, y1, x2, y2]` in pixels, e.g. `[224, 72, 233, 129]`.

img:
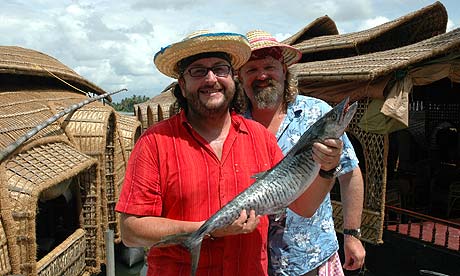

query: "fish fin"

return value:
[284, 137, 315, 158]
[250, 171, 268, 179]
[272, 208, 287, 222]
[153, 232, 191, 247]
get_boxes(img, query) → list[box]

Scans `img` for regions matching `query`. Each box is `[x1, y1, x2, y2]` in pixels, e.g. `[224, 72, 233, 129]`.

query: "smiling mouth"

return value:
[253, 80, 273, 89]
[200, 88, 222, 95]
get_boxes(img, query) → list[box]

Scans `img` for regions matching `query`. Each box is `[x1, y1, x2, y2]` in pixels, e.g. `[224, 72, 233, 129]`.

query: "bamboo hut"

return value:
[290, 26, 460, 244]
[0, 46, 139, 275]
[134, 82, 178, 130]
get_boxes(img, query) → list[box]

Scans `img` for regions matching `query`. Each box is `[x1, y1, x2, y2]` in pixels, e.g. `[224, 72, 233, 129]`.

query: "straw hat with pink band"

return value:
[245, 30, 302, 66]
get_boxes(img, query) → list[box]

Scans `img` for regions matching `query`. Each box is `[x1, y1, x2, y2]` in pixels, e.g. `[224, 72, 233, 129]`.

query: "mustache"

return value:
[252, 79, 275, 89]
[200, 83, 223, 90]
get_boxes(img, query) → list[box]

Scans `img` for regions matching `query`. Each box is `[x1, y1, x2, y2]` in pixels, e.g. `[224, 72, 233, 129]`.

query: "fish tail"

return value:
[187, 237, 202, 276]
[153, 231, 205, 276]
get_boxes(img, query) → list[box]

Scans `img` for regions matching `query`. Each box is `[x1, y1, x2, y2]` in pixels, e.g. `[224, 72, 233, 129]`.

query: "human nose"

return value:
[256, 70, 270, 80]
[204, 69, 218, 82]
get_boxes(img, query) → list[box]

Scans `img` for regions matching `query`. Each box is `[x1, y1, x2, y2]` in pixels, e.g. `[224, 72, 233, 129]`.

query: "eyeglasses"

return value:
[185, 64, 231, 78]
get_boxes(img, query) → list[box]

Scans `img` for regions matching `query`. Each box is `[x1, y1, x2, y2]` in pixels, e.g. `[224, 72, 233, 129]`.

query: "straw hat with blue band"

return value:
[246, 30, 302, 66]
[154, 30, 252, 79]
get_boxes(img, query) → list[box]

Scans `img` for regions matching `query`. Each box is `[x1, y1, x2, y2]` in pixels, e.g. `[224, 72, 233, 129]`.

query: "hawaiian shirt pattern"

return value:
[265, 95, 359, 276]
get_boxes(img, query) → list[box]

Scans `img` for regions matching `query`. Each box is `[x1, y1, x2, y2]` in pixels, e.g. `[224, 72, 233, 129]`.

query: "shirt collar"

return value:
[275, 97, 302, 139]
[245, 96, 303, 139]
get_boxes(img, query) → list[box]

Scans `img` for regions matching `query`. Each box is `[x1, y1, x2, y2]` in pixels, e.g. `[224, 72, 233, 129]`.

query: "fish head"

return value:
[315, 97, 357, 139]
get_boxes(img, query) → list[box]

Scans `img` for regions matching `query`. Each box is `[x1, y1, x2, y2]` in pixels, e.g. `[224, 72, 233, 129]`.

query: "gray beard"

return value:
[253, 83, 284, 109]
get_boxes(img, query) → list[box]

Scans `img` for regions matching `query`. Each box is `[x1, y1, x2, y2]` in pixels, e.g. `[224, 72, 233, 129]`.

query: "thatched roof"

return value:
[281, 15, 338, 46]
[291, 27, 460, 102]
[0, 46, 107, 97]
[291, 1, 447, 62]
[134, 82, 177, 129]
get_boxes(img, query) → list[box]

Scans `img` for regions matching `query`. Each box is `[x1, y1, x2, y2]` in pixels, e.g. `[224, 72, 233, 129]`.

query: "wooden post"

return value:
[105, 230, 116, 276]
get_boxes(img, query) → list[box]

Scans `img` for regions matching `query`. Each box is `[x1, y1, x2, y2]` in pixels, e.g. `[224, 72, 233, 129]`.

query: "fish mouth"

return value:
[337, 97, 357, 125]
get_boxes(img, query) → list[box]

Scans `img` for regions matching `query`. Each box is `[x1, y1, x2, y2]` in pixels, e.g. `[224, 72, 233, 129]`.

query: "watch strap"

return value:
[319, 165, 341, 179]
[343, 228, 361, 239]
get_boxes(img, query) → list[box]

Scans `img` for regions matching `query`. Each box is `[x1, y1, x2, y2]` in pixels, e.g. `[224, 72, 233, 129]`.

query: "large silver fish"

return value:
[153, 97, 357, 276]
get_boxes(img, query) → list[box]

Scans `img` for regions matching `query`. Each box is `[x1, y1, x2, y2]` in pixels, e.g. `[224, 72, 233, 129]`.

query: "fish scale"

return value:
[152, 97, 357, 276]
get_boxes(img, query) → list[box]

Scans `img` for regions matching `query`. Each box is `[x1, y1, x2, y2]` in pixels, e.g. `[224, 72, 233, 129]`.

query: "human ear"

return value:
[178, 78, 186, 97]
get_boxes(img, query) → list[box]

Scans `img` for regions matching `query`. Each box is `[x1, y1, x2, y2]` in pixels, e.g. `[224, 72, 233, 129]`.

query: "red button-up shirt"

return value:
[116, 110, 283, 276]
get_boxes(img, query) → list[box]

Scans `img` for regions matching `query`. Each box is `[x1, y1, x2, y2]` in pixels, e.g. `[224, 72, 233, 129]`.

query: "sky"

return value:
[1, 0, 459, 103]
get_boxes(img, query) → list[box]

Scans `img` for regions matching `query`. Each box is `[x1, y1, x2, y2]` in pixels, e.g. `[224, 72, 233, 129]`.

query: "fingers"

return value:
[242, 210, 260, 234]
[237, 209, 259, 234]
[343, 238, 366, 270]
[343, 256, 362, 270]
[313, 139, 343, 171]
[210, 209, 260, 238]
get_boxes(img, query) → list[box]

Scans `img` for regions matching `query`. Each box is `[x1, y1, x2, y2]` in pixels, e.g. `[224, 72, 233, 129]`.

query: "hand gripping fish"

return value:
[153, 97, 358, 276]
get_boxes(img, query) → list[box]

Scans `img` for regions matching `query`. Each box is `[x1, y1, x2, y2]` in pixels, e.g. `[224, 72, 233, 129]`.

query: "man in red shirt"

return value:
[115, 30, 343, 276]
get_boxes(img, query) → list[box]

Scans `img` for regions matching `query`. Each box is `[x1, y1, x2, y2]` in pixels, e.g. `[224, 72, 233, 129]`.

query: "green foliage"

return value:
[110, 95, 150, 112]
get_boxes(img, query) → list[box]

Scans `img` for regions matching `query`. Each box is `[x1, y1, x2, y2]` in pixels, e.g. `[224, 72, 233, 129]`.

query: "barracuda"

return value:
[153, 97, 358, 276]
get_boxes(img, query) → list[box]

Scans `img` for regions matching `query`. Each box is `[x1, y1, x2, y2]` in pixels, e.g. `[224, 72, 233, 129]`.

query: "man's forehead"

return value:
[187, 57, 231, 67]
[244, 55, 282, 66]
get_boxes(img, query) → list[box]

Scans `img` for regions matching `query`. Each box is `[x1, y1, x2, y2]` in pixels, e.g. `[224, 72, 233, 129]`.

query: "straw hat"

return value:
[154, 30, 252, 79]
[246, 30, 302, 66]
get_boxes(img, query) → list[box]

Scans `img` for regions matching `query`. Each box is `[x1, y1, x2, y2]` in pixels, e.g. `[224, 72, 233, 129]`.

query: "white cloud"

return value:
[446, 19, 456, 32]
[360, 16, 390, 30]
[1, 0, 460, 103]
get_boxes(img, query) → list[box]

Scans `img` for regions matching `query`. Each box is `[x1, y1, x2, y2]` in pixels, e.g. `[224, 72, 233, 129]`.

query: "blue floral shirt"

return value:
[249, 95, 359, 275]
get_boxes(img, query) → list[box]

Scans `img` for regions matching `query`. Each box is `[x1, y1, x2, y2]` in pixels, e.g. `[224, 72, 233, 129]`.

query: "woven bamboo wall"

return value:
[0, 206, 14, 275]
[113, 114, 141, 242]
[76, 165, 100, 274]
[333, 99, 388, 244]
[134, 104, 148, 131]
[0, 166, 21, 276]
[37, 228, 86, 276]
[116, 114, 141, 158]
[0, 91, 68, 151]
[61, 103, 118, 266]
[136, 84, 178, 131]
[3, 140, 97, 275]
[328, 99, 388, 244]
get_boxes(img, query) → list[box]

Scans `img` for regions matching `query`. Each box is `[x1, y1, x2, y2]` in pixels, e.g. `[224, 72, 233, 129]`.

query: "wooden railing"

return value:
[385, 205, 460, 252]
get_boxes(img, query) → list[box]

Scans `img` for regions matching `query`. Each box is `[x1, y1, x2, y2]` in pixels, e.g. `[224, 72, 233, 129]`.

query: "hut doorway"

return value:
[36, 178, 80, 260]
[386, 78, 460, 219]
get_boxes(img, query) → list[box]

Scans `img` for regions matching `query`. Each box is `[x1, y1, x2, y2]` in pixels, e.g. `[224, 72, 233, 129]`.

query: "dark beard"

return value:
[186, 85, 235, 118]
[252, 79, 284, 109]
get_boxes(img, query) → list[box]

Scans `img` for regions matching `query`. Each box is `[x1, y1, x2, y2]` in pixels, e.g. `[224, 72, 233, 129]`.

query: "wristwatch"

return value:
[343, 228, 361, 239]
[319, 165, 342, 179]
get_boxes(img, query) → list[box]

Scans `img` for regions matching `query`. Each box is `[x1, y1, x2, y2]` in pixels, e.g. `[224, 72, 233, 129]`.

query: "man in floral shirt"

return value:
[236, 30, 366, 276]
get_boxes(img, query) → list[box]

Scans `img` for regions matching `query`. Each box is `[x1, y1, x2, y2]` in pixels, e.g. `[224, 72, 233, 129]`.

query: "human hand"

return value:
[210, 209, 260, 238]
[343, 235, 366, 270]
[312, 138, 343, 171]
